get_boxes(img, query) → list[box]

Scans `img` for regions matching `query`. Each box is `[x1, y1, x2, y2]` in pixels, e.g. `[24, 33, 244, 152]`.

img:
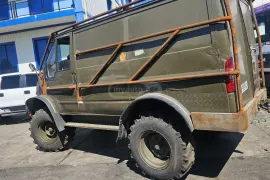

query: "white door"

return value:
[0, 75, 25, 114]
[22, 74, 38, 103]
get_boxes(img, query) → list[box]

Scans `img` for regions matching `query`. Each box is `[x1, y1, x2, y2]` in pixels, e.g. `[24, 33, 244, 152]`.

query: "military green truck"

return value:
[26, 0, 267, 179]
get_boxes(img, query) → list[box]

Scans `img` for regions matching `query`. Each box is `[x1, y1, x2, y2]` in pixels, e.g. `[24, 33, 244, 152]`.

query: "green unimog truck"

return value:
[26, 0, 267, 179]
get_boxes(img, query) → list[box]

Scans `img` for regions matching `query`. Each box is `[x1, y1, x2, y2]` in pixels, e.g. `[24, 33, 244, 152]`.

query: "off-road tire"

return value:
[30, 109, 74, 151]
[129, 114, 195, 180]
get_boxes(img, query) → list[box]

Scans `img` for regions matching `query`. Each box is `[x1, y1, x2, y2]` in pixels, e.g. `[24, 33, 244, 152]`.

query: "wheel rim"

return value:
[38, 121, 57, 143]
[137, 131, 171, 170]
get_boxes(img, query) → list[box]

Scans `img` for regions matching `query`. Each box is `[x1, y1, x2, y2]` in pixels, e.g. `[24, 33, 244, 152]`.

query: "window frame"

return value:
[44, 35, 71, 81]
[21, 74, 38, 88]
[15, 0, 30, 18]
[45, 41, 57, 81]
[56, 36, 71, 73]
[0, 41, 19, 75]
[0, 74, 23, 90]
[0, 1, 12, 21]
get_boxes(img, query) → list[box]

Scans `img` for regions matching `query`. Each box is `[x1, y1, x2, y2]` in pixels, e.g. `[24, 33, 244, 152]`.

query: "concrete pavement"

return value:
[0, 115, 270, 180]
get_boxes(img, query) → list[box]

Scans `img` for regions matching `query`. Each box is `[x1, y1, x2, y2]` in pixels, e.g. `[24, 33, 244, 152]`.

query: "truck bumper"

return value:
[191, 88, 267, 132]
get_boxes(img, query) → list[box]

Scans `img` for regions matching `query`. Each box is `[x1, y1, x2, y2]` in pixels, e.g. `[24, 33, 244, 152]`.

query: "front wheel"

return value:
[30, 109, 74, 151]
[129, 114, 195, 180]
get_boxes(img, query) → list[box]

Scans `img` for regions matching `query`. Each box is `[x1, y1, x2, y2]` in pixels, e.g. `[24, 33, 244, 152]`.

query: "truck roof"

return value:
[52, 0, 154, 37]
[52, 0, 257, 37]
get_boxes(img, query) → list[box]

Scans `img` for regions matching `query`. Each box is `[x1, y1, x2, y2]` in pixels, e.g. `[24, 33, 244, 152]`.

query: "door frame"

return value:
[43, 32, 78, 113]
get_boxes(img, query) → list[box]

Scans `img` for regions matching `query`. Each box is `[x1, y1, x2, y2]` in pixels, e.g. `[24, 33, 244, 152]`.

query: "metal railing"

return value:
[0, 0, 74, 21]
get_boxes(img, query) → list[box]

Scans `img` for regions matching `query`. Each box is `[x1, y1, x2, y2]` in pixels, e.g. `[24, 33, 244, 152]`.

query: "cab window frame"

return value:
[56, 36, 71, 73]
[43, 35, 71, 81]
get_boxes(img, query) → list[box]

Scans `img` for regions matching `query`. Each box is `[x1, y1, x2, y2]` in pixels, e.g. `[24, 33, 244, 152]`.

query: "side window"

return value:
[45, 36, 70, 79]
[57, 37, 70, 71]
[1, 75, 20, 90]
[25, 74, 38, 87]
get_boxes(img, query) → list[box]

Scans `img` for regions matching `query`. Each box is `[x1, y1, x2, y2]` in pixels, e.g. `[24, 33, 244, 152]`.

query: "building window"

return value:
[0, 1, 12, 20]
[28, 0, 73, 15]
[57, 0, 73, 10]
[33, 37, 49, 69]
[0, 42, 18, 75]
[0, 0, 74, 21]
[15, 0, 30, 17]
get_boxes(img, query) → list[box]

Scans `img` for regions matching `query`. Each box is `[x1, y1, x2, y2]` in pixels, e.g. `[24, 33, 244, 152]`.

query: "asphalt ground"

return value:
[0, 114, 270, 180]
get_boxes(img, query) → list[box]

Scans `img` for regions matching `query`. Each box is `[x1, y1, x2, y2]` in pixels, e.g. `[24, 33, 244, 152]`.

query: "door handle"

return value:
[0, 93, 4, 97]
[24, 90, 30, 94]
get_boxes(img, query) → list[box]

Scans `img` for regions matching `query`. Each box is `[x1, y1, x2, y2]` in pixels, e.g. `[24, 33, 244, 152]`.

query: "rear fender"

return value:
[117, 93, 194, 140]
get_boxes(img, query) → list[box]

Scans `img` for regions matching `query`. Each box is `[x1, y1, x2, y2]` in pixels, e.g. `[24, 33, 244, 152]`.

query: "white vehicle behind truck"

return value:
[0, 72, 38, 119]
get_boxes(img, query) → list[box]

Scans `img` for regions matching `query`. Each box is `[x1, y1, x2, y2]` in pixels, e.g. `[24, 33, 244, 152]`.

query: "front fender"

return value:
[26, 95, 65, 132]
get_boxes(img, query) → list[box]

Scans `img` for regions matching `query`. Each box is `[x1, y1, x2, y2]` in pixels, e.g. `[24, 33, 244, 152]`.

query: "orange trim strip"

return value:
[79, 70, 239, 88]
[47, 71, 239, 90]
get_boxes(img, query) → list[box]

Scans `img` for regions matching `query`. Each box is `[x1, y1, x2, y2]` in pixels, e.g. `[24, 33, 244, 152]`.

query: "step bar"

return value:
[65, 122, 119, 131]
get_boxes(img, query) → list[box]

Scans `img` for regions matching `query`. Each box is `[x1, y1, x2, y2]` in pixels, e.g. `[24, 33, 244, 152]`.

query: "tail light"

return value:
[225, 57, 235, 93]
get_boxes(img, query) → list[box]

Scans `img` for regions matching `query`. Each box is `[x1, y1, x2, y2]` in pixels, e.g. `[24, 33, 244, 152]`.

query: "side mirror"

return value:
[29, 63, 37, 72]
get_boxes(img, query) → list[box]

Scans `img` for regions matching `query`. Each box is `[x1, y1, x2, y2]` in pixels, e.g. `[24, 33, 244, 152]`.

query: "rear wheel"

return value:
[129, 114, 195, 180]
[30, 109, 74, 151]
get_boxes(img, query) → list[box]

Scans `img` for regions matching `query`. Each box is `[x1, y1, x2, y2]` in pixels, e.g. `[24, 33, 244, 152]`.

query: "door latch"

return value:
[71, 72, 77, 85]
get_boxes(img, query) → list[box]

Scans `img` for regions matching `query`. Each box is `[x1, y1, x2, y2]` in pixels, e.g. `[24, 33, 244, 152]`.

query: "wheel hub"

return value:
[45, 126, 55, 136]
[154, 145, 160, 150]
[138, 131, 171, 170]
[39, 121, 57, 141]
[147, 134, 170, 160]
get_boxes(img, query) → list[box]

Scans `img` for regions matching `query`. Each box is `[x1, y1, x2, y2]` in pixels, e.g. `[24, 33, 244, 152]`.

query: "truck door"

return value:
[44, 35, 78, 113]
[239, 0, 261, 94]
[22, 74, 38, 102]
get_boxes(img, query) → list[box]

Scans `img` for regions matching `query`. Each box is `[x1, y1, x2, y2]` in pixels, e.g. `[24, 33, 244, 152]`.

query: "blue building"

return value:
[0, 0, 150, 75]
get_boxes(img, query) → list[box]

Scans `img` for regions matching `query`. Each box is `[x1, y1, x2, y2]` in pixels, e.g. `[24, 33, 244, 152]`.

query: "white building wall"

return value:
[0, 25, 69, 72]
[83, 0, 108, 17]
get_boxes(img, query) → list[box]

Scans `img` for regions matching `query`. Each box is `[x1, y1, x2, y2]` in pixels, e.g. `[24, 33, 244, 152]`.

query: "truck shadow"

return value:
[189, 131, 244, 178]
[0, 114, 30, 125]
[69, 129, 244, 179]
